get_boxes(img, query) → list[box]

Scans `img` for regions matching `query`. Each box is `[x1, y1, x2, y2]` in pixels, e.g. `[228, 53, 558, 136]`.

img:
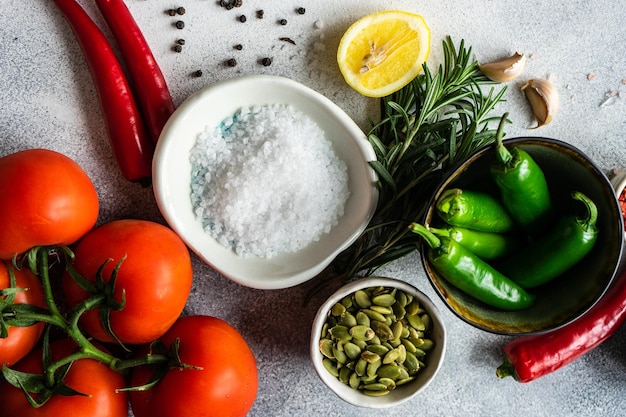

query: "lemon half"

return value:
[337, 10, 431, 98]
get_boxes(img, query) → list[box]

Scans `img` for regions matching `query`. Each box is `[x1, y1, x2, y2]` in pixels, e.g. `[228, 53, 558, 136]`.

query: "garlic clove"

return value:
[479, 52, 527, 82]
[521, 78, 559, 128]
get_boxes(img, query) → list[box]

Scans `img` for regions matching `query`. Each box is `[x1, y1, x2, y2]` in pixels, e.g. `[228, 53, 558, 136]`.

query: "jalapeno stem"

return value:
[494, 113, 513, 166]
[409, 223, 441, 249]
[573, 190, 598, 232]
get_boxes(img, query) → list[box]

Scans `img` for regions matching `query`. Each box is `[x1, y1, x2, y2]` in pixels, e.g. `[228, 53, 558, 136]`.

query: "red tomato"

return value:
[130, 315, 258, 417]
[62, 219, 193, 344]
[0, 264, 46, 366]
[0, 149, 99, 260]
[0, 339, 128, 417]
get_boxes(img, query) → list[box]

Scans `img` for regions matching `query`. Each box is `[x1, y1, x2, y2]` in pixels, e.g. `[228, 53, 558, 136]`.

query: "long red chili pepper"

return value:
[53, 0, 154, 183]
[95, 0, 175, 144]
[496, 266, 626, 382]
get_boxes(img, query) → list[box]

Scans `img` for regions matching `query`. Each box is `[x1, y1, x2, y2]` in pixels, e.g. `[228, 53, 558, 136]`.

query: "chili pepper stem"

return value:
[408, 223, 441, 248]
[495, 356, 516, 379]
[494, 112, 513, 166]
[573, 190, 598, 231]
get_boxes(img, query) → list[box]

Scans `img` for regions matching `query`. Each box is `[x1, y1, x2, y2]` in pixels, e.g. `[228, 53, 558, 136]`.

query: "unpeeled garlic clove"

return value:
[479, 52, 526, 82]
[521, 78, 559, 128]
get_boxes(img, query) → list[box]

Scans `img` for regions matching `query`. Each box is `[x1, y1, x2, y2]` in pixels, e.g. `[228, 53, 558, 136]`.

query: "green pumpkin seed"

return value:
[401, 338, 417, 353]
[353, 290, 371, 309]
[319, 338, 335, 359]
[406, 313, 426, 331]
[322, 358, 339, 377]
[331, 302, 346, 317]
[366, 359, 382, 377]
[377, 364, 402, 379]
[382, 348, 400, 364]
[421, 314, 431, 331]
[369, 305, 393, 315]
[340, 295, 353, 309]
[378, 377, 396, 390]
[350, 325, 375, 341]
[329, 325, 351, 341]
[396, 376, 415, 386]
[355, 311, 370, 327]
[339, 366, 352, 383]
[355, 358, 368, 376]
[392, 302, 406, 320]
[404, 351, 420, 373]
[340, 311, 357, 327]
[362, 309, 386, 322]
[391, 321, 403, 341]
[363, 382, 388, 391]
[333, 346, 348, 364]
[344, 342, 362, 360]
[366, 344, 390, 356]
[372, 293, 396, 307]
[420, 338, 434, 351]
[349, 372, 361, 389]
[371, 321, 394, 341]
[361, 350, 381, 364]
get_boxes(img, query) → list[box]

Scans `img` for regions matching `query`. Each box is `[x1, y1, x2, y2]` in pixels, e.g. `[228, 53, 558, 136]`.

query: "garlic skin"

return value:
[521, 78, 559, 128]
[479, 52, 526, 82]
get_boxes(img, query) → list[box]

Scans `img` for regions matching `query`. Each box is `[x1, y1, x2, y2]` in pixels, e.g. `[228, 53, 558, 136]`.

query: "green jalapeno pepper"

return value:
[435, 188, 515, 233]
[490, 113, 552, 233]
[411, 223, 535, 311]
[427, 225, 520, 260]
[497, 191, 599, 289]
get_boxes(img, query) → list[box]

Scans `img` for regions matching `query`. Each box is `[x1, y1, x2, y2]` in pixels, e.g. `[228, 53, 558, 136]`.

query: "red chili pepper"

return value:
[496, 267, 626, 382]
[95, 0, 175, 144]
[53, 0, 154, 183]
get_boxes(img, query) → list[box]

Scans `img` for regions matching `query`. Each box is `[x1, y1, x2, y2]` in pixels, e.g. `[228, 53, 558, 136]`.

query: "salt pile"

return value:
[190, 103, 350, 258]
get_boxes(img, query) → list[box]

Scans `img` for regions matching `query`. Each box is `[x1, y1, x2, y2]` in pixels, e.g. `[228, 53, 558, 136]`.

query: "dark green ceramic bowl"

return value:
[421, 137, 625, 335]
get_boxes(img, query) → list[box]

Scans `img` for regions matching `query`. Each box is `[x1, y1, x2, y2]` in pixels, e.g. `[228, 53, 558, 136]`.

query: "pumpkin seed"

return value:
[372, 293, 396, 307]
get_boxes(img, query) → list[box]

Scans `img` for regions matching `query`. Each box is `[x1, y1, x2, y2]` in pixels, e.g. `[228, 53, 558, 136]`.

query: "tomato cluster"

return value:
[0, 149, 258, 417]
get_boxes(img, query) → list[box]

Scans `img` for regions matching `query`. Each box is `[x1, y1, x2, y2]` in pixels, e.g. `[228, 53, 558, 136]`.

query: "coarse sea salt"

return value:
[189, 103, 350, 258]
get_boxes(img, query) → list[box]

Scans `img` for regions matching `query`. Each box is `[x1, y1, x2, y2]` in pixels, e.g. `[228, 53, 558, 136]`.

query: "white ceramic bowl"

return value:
[152, 75, 378, 289]
[310, 277, 446, 408]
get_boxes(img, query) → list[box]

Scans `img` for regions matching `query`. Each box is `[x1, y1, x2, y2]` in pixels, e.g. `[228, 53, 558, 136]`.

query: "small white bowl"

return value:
[310, 277, 446, 408]
[152, 75, 378, 289]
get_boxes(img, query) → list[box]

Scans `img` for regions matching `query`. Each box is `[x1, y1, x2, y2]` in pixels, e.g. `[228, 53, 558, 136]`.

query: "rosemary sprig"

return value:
[309, 37, 509, 297]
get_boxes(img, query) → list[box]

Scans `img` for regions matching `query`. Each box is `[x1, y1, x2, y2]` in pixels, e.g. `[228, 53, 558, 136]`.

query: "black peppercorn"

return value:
[172, 44, 183, 53]
[238, 15, 247, 23]
[296, 7, 306, 15]
[233, 0, 243, 7]
[234, 44, 243, 50]
[194, 69, 203, 77]
[176, 7, 186, 15]
[177, 39, 186, 45]
[166, 8, 177, 16]
[278, 19, 287, 25]
[226, 58, 237, 67]
[175, 20, 185, 29]
[261, 57, 272, 66]
[256, 10, 264, 19]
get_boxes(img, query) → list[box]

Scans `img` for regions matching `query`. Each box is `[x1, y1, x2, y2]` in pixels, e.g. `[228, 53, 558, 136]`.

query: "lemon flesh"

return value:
[337, 10, 431, 98]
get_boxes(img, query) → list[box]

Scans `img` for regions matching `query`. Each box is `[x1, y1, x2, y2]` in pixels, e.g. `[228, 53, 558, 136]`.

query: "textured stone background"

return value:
[2, 1, 626, 416]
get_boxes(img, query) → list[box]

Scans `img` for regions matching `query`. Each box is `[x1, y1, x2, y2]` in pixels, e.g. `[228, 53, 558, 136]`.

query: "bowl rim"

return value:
[309, 276, 447, 408]
[421, 136, 625, 335]
[152, 74, 379, 290]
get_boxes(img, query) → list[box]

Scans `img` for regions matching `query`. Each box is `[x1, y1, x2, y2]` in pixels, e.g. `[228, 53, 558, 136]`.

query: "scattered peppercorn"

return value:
[233, 0, 243, 7]
[234, 44, 243, 50]
[261, 57, 272, 66]
[256, 10, 264, 19]
[177, 39, 186, 45]
[175, 20, 185, 29]
[226, 58, 237, 67]
[296, 7, 306, 15]
[176, 7, 186, 15]
[238, 15, 247, 23]
[166, 8, 177, 16]
[172, 44, 183, 53]
[278, 19, 288, 25]
[279, 37, 296, 45]
[193, 69, 203, 77]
